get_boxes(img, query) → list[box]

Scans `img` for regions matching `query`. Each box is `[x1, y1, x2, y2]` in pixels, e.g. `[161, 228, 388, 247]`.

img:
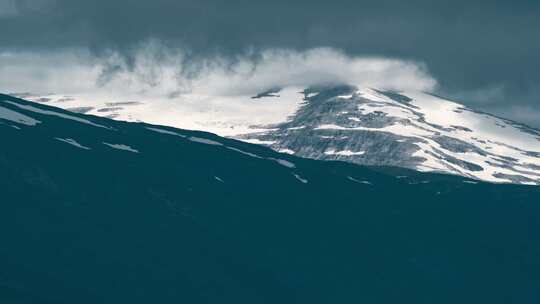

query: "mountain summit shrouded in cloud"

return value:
[2, 2, 540, 303]
[0, 46, 436, 98]
[1, 0, 539, 126]
[2, 0, 538, 183]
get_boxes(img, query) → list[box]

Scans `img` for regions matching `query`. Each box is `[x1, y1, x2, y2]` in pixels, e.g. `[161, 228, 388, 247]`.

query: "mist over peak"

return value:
[0, 45, 436, 99]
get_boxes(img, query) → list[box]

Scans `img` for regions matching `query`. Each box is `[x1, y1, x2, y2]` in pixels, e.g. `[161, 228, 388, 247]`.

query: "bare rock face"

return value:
[236, 86, 540, 185]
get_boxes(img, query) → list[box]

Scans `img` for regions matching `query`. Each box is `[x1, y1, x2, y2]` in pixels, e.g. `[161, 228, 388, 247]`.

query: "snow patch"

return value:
[278, 149, 295, 154]
[293, 174, 308, 184]
[271, 158, 296, 168]
[242, 138, 277, 145]
[347, 176, 373, 185]
[4, 101, 110, 129]
[103, 142, 139, 153]
[287, 126, 306, 130]
[0, 105, 41, 126]
[55, 138, 90, 150]
[146, 127, 186, 137]
[188, 137, 223, 146]
[226, 147, 263, 159]
[325, 150, 365, 156]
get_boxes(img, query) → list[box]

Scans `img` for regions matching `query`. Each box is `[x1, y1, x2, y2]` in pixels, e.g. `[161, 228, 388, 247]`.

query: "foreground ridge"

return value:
[1, 94, 540, 303]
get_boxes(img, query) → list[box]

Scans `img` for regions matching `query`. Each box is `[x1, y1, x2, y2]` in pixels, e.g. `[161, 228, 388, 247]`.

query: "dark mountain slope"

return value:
[1, 94, 539, 303]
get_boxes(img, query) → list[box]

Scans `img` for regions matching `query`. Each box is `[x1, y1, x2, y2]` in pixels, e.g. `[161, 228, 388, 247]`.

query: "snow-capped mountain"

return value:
[239, 86, 540, 185]
[12, 86, 540, 185]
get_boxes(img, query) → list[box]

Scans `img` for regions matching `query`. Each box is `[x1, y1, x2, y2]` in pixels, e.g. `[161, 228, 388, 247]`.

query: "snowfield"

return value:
[6, 86, 540, 185]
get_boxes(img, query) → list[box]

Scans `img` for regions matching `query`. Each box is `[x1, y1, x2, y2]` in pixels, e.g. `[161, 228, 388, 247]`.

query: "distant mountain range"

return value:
[13, 85, 540, 185]
[1, 93, 540, 303]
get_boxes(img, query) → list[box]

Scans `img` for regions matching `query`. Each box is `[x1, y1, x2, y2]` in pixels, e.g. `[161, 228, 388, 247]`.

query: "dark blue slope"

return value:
[1, 94, 539, 304]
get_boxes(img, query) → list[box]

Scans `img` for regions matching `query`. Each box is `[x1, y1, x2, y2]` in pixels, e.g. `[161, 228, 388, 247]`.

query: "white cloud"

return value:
[0, 44, 437, 99]
[0, 45, 439, 135]
[191, 48, 437, 95]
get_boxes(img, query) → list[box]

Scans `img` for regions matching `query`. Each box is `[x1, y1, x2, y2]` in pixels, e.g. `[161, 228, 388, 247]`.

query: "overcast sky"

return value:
[1, 0, 539, 126]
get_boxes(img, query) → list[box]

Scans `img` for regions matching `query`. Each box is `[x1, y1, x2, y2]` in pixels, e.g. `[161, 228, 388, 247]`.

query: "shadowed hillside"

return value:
[1, 94, 540, 303]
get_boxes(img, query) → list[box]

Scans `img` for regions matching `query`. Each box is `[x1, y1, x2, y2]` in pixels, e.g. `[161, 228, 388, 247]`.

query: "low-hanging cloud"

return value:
[0, 45, 436, 100]
[192, 48, 436, 95]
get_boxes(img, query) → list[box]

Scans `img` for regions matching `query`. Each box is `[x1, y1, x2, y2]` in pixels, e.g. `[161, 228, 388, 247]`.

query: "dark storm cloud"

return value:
[1, 0, 539, 125]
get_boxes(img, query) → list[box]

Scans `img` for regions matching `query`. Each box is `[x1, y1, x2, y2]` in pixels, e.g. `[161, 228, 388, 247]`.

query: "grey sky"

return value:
[1, 0, 539, 126]
[0, 0, 17, 16]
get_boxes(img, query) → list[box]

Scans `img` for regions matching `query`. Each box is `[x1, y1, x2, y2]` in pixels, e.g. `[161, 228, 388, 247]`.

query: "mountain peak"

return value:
[6, 87, 540, 185]
[238, 87, 540, 185]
